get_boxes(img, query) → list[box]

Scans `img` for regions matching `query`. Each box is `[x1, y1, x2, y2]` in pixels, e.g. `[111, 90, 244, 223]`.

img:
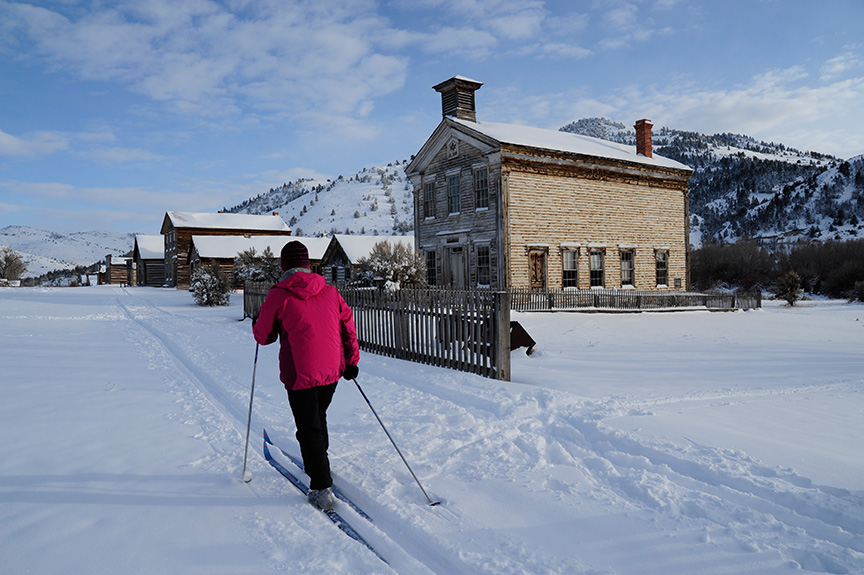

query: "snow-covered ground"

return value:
[1, 286, 862, 574]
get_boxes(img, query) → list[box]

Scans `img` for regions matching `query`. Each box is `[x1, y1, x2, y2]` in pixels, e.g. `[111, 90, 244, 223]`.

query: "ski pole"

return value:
[351, 377, 441, 506]
[241, 343, 259, 483]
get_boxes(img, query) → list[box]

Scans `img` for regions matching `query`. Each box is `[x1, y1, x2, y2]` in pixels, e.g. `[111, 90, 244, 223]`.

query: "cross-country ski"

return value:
[262, 431, 388, 565]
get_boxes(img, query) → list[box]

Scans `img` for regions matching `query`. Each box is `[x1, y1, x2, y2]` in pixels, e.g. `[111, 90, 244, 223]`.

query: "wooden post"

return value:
[494, 291, 511, 381]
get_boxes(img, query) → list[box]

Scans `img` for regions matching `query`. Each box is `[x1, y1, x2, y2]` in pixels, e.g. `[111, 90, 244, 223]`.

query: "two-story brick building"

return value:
[406, 76, 693, 291]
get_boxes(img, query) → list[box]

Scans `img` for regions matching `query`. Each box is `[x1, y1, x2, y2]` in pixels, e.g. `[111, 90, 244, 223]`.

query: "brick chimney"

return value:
[635, 119, 653, 158]
[432, 76, 483, 122]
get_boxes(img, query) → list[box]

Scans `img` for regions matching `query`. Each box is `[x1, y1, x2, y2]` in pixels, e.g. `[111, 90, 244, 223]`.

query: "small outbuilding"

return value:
[132, 235, 166, 287]
[189, 235, 331, 286]
[320, 234, 415, 285]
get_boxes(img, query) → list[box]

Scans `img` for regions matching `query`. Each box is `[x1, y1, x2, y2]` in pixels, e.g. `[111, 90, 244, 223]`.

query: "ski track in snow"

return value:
[100, 288, 864, 574]
[111, 289, 469, 574]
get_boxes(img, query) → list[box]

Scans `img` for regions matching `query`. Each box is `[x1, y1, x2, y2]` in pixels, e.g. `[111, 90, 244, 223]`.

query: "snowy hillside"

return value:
[561, 118, 862, 246]
[2, 286, 862, 574]
[7, 121, 863, 282]
[225, 163, 414, 239]
[231, 119, 862, 250]
[0, 225, 135, 278]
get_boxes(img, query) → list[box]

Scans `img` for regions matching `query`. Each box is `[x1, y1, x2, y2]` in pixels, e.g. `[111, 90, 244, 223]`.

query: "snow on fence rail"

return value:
[510, 289, 761, 312]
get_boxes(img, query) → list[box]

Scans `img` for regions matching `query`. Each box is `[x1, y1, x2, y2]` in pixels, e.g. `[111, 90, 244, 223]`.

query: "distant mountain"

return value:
[224, 162, 414, 238]
[9, 120, 863, 282]
[561, 118, 863, 246]
[231, 119, 863, 251]
[0, 226, 134, 278]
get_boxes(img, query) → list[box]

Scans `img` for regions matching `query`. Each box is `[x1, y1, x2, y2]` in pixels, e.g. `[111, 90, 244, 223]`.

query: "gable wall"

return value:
[413, 137, 503, 288]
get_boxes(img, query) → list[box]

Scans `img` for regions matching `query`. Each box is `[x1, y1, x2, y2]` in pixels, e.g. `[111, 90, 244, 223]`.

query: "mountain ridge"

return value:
[5, 119, 863, 280]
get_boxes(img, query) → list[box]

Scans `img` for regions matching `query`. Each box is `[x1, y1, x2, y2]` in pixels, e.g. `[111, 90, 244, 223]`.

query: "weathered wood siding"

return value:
[413, 138, 503, 289]
[136, 259, 166, 287]
[165, 228, 291, 289]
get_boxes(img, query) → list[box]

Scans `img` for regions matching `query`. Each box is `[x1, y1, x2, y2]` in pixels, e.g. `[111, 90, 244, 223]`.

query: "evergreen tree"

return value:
[775, 270, 802, 306]
[190, 263, 231, 306]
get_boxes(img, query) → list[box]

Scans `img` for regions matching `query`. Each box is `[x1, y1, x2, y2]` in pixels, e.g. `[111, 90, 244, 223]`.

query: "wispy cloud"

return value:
[0, 129, 69, 157]
[2, 1, 409, 130]
[820, 51, 863, 81]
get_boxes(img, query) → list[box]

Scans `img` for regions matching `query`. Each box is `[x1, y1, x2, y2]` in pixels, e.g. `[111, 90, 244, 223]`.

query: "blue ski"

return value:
[264, 429, 373, 522]
[262, 429, 387, 565]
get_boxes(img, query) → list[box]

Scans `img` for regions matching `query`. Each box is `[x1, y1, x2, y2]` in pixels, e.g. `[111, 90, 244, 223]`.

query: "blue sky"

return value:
[1, 0, 863, 234]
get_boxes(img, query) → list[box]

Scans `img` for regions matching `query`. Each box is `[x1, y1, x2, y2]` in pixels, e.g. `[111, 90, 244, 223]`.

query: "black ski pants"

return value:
[287, 381, 338, 491]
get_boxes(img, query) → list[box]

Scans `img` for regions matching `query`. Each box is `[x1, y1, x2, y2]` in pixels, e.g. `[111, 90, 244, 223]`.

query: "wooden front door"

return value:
[529, 249, 546, 291]
[446, 246, 466, 288]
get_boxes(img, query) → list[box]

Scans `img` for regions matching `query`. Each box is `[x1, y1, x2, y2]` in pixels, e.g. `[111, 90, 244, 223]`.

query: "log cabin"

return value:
[132, 235, 166, 287]
[160, 211, 292, 289]
[406, 76, 693, 291]
[188, 235, 330, 285]
[320, 234, 415, 285]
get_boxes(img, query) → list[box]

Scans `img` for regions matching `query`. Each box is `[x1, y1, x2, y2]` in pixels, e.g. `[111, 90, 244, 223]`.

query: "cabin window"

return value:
[425, 250, 437, 286]
[655, 250, 669, 286]
[620, 250, 634, 287]
[474, 167, 489, 209]
[448, 175, 461, 214]
[590, 250, 605, 288]
[476, 245, 490, 286]
[562, 249, 578, 288]
[423, 181, 435, 219]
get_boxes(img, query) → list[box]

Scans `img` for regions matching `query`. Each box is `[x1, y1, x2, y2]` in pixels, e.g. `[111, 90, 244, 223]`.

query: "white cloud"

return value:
[0, 129, 69, 157]
[820, 51, 863, 81]
[3, 1, 409, 130]
[618, 62, 864, 158]
[0, 180, 74, 200]
[541, 42, 592, 59]
[83, 147, 168, 165]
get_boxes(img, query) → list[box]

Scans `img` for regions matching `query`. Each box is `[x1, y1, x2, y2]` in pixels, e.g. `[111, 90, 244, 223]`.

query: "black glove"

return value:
[343, 365, 359, 380]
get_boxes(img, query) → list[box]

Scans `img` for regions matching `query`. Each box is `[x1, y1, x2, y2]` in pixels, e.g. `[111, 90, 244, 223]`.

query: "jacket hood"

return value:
[274, 270, 326, 300]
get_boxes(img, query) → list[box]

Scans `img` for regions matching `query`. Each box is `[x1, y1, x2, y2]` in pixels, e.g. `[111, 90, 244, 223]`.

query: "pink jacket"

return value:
[253, 271, 359, 391]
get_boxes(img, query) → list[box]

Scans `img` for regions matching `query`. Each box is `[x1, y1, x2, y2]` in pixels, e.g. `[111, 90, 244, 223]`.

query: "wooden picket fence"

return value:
[510, 289, 761, 312]
[243, 281, 272, 320]
[244, 282, 761, 382]
[340, 288, 511, 381]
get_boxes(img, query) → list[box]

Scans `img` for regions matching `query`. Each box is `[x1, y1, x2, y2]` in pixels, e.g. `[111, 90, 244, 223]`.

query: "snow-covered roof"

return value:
[134, 235, 164, 259]
[451, 118, 692, 171]
[164, 211, 291, 232]
[333, 235, 415, 263]
[190, 235, 330, 260]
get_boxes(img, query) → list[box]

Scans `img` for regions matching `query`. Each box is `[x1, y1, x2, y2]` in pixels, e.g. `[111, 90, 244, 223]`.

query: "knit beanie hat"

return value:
[280, 241, 310, 270]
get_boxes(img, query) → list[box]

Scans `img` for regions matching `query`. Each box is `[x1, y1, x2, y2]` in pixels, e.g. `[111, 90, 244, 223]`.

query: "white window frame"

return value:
[620, 249, 635, 288]
[473, 166, 489, 210]
[590, 249, 605, 288]
[423, 179, 436, 220]
[447, 174, 461, 215]
[562, 248, 579, 288]
[475, 244, 491, 287]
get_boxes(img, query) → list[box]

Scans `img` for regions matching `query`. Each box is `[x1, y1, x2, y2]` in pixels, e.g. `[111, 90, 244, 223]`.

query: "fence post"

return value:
[494, 291, 511, 381]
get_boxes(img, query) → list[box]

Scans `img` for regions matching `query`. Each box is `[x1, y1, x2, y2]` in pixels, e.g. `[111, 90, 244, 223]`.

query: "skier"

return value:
[253, 240, 360, 510]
